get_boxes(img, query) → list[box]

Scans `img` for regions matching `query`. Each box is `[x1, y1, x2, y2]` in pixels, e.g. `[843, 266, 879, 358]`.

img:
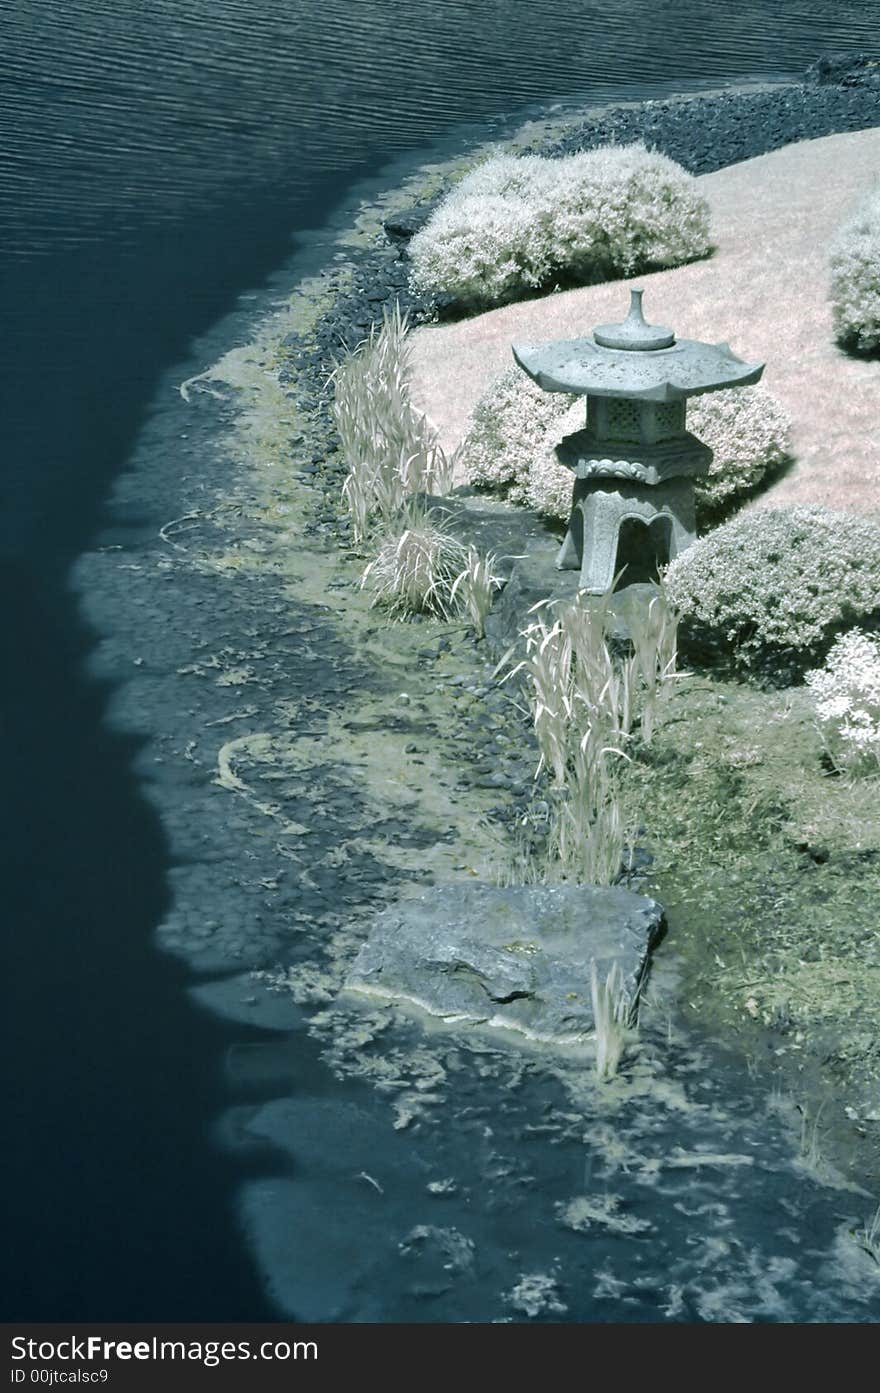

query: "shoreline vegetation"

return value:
[176, 70, 880, 1248]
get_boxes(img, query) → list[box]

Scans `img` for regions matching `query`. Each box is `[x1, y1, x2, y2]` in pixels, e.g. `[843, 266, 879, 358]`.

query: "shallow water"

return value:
[3, 0, 879, 1320]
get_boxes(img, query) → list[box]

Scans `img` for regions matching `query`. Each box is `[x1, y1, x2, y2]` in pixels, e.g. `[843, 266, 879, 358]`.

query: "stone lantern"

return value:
[512, 289, 764, 593]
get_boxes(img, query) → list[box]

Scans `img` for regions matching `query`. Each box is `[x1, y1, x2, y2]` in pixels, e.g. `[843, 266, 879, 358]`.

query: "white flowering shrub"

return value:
[409, 144, 711, 309]
[689, 385, 792, 514]
[829, 183, 880, 352]
[665, 506, 880, 678]
[805, 629, 880, 775]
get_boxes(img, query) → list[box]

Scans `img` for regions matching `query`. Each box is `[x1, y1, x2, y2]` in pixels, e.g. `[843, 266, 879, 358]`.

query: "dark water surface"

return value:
[2, 1, 879, 1320]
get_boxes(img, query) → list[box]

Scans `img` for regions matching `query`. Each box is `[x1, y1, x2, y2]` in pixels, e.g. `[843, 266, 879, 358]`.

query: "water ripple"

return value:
[2, 0, 877, 257]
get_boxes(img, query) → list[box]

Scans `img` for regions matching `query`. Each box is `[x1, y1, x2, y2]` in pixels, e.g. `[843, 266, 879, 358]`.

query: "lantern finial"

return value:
[593, 288, 675, 351]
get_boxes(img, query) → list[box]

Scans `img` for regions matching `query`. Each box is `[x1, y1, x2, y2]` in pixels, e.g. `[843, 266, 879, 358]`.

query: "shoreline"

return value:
[74, 69, 880, 1318]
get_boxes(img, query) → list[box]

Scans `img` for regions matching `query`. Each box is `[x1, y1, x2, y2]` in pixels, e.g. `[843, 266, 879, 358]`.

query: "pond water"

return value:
[2, 0, 879, 1321]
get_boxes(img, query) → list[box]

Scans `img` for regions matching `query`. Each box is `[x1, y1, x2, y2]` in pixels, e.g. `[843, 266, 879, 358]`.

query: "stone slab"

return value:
[344, 882, 664, 1047]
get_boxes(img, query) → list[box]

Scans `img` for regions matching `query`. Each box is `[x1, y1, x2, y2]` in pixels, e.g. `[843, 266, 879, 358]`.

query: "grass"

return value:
[590, 960, 637, 1081]
[501, 585, 679, 886]
[332, 303, 504, 633]
[360, 516, 469, 618]
[449, 545, 503, 639]
[797, 1099, 829, 1178]
[504, 589, 626, 787]
[330, 302, 454, 544]
[856, 1204, 880, 1264]
[546, 741, 631, 885]
[624, 586, 680, 746]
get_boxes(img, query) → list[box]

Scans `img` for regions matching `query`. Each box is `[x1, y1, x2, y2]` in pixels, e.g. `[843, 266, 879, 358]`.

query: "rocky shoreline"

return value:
[72, 65, 880, 1318]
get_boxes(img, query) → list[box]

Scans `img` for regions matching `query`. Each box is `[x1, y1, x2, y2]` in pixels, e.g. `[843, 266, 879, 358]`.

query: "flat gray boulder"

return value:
[344, 882, 664, 1047]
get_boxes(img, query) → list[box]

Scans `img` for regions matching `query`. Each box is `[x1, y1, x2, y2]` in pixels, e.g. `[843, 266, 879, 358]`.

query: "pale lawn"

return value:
[408, 127, 880, 519]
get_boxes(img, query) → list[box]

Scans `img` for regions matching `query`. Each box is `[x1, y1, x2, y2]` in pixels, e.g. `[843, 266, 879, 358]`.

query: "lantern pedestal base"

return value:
[558, 476, 696, 594]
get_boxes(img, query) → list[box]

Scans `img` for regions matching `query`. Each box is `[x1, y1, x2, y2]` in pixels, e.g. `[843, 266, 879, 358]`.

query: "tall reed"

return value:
[624, 587, 679, 746]
[590, 960, 636, 1081]
[503, 584, 679, 886]
[449, 545, 503, 639]
[506, 590, 631, 787]
[330, 302, 453, 544]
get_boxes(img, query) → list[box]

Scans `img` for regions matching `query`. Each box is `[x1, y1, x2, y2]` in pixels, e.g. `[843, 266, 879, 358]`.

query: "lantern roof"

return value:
[512, 288, 764, 402]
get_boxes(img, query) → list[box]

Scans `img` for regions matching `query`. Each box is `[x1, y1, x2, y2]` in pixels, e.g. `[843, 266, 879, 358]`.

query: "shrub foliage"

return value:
[806, 628, 880, 776]
[688, 385, 791, 516]
[409, 144, 712, 310]
[829, 182, 880, 352]
[664, 506, 880, 679]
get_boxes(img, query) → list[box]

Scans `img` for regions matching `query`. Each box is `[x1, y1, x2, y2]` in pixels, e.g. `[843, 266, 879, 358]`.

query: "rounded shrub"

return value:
[409, 144, 711, 311]
[408, 192, 551, 311]
[689, 384, 792, 517]
[829, 183, 880, 352]
[664, 506, 880, 681]
[548, 145, 712, 283]
[525, 399, 584, 517]
[458, 365, 576, 500]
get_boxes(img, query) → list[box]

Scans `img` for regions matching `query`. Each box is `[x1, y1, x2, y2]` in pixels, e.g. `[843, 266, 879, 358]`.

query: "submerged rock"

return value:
[382, 206, 435, 241]
[344, 882, 664, 1047]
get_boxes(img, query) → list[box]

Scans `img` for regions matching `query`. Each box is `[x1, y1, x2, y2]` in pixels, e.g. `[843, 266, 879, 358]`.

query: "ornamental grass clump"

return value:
[508, 591, 629, 787]
[331, 303, 453, 543]
[503, 587, 679, 884]
[829, 182, 880, 353]
[805, 628, 880, 776]
[360, 518, 469, 618]
[590, 960, 636, 1082]
[623, 587, 680, 746]
[665, 506, 880, 681]
[409, 144, 711, 311]
[449, 545, 503, 639]
[505, 591, 634, 885]
[547, 739, 630, 887]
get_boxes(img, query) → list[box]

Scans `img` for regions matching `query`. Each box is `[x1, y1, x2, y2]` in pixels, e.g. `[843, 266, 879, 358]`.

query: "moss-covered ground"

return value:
[619, 672, 880, 1188]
